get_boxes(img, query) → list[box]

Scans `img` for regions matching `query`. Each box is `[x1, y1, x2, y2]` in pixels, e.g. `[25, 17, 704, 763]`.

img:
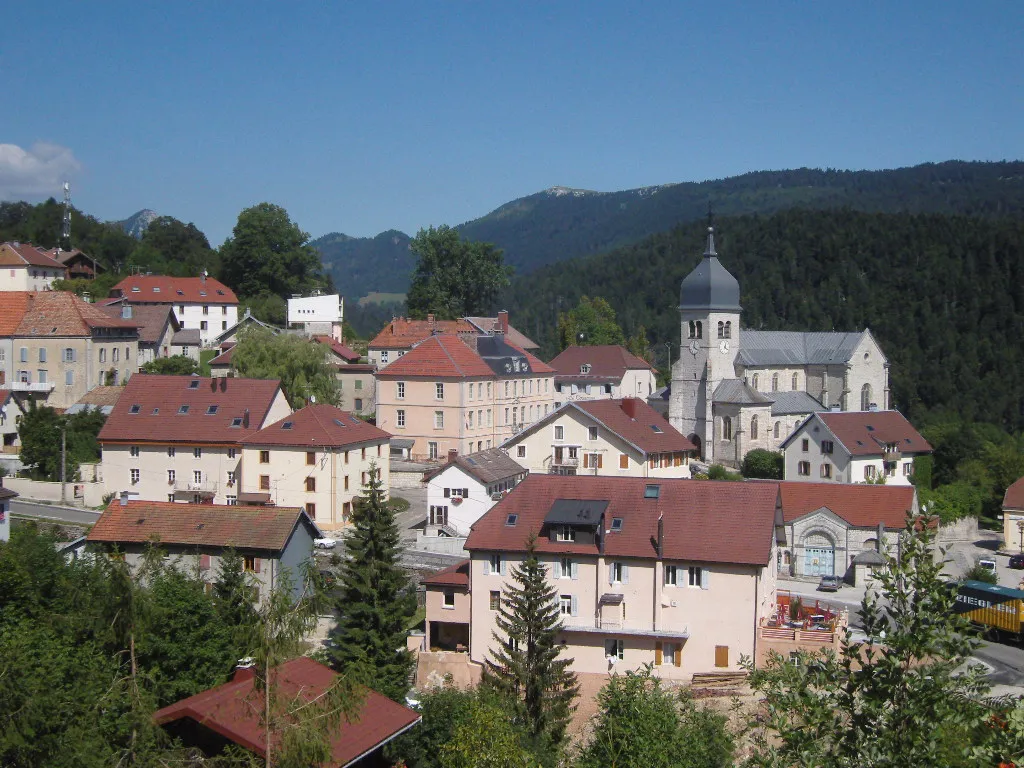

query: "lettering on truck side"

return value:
[956, 594, 1018, 615]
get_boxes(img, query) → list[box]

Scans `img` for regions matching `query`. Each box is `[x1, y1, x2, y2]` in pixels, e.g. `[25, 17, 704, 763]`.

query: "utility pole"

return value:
[664, 341, 672, 381]
[60, 422, 67, 505]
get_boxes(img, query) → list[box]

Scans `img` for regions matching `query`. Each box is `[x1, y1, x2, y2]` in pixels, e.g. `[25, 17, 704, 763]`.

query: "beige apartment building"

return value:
[461, 475, 783, 680]
[99, 375, 291, 505]
[376, 334, 555, 460]
[549, 345, 657, 406]
[0, 242, 67, 291]
[502, 398, 696, 478]
[1, 291, 139, 408]
[238, 404, 391, 530]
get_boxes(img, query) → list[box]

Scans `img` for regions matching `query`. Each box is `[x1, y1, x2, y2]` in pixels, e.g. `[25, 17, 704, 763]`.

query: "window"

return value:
[664, 564, 678, 586]
[354, 379, 363, 390]
[228, 448, 237, 459]
[19, 347, 27, 363]
[559, 594, 575, 616]
[429, 505, 448, 526]
[259, 475, 270, 490]
[487, 382, 492, 398]
[861, 383, 872, 411]
[222, 321, 227, 330]
[610, 517, 624, 532]
[260, 450, 270, 464]
[644, 484, 661, 499]
[903, 462, 914, 476]
[344, 476, 350, 491]
[206, 405, 219, 415]
[516, 445, 526, 458]
[130, 468, 140, 484]
[435, 382, 444, 400]
[774, 421, 780, 439]
[468, 411, 474, 428]
[798, 461, 811, 476]
[200, 321, 208, 331]
[467, 383, 474, 401]
[306, 451, 316, 466]
[724, 321, 731, 338]
[820, 463, 833, 479]
[555, 525, 575, 543]
[99, 348, 106, 363]
[130, 446, 140, 458]
[822, 440, 834, 454]
[443, 590, 456, 609]
[305, 502, 316, 519]
[380, 350, 389, 364]
[434, 411, 444, 429]
[751, 373, 759, 390]
[660, 641, 678, 666]
[396, 409, 406, 428]
[227, 470, 235, 484]
[722, 416, 733, 441]
[396, 382, 405, 399]
[428, 442, 438, 459]
[864, 465, 877, 480]
[193, 447, 202, 458]
[717, 321, 725, 339]
[588, 426, 598, 441]
[178, 304, 185, 313]
[125, 346, 130, 361]
[113, 348, 119, 362]
[688, 566, 705, 588]
[694, 321, 702, 338]
[354, 398, 363, 411]
[750, 416, 759, 440]
[490, 590, 501, 610]
[605, 639, 624, 660]
[167, 447, 176, 458]
[610, 562, 627, 584]
[619, 454, 629, 469]
[488, 553, 502, 575]
[38, 348, 46, 363]
[178, 405, 190, 415]
[192, 470, 202, 484]
[772, 373, 779, 392]
[801, 438, 809, 452]
[305, 477, 316, 492]
[244, 556, 258, 572]
[792, 373, 799, 390]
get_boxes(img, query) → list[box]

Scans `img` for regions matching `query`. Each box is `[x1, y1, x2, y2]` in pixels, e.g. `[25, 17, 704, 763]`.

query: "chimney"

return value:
[620, 397, 640, 419]
[447, 448, 458, 464]
[119, 491, 129, 506]
[200, 269, 207, 284]
[220, 376, 226, 391]
[121, 304, 133, 320]
[868, 402, 878, 412]
[498, 310, 509, 335]
[243, 408, 250, 428]
[427, 313, 435, 326]
[233, 658, 256, 682]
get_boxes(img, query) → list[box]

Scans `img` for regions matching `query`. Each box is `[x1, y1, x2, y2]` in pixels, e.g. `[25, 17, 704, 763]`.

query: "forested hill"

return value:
[502, 209, 1024, 431]
[315, 161, 1024, 299]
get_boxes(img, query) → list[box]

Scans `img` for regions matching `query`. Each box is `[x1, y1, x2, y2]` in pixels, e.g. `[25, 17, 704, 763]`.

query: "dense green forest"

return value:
[503, 209, 1024, 431]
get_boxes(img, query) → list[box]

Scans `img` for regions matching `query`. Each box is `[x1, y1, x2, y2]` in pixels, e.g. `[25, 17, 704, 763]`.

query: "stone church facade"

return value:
[668, 228, 889, 467]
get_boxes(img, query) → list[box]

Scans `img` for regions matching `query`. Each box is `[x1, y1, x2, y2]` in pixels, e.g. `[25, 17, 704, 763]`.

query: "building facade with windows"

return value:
[376, 334, 554, 460]
[109, 274, 239, 347]
[99, 375, 291, 506]
[98, 303, 179, 369]
[549, 345, 657, 406]
[502, 398, 696, 478]
[780, 410, 931, 486]
[422, 448, 527, 537]
[462, 474, 783, 680]
[669, 227, 889, 467]
[86, 499, 316, 605]
[238, 404, 391, 530]
[0, 242, 67, 291]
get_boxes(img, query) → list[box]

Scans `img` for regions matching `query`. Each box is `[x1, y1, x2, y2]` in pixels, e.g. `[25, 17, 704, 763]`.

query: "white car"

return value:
[314, 537, 337, 550]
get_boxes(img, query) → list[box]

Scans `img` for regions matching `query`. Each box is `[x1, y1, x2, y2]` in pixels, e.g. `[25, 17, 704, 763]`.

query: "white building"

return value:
[422, 448, 527, 537]
[780, 409, 932, 486]
[0, 242, 67, 291]
[110, 274, 239, 348]
[549, 345, 657, 406]
[287, 293, 343, 338]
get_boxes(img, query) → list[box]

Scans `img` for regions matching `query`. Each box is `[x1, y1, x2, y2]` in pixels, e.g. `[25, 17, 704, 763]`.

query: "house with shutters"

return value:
[86, 499, 316, 605]
[99, 375, 291, 506]
[781, 409, 932, 486]
[98, 304, 180, 369]
[109, 274, 239, 347]
[1001, 478, 1024, 553]
[461, 474, 783, 680]
[237, 404, 391, 530]
[549, 345, 657, 406]
[422, 448, 527, 537]
[0, 242, 67, 291]
[501, 398, 697, 478]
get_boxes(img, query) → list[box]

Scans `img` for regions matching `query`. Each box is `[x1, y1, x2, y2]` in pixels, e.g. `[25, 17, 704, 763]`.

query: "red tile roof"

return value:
[15, 291, 140, 336]
[98, 375, 284, 445]
[313, 335, 361, 362]
[208, 346, 234, 367]
[369, 316, 477, 350]
[377, 334, 553, 379]
[1005, 478, 1024, 512]
[777, 481, 917, 528]
[464, 315, 539, 350]
[0, 291, 33, 335]
[422, 559, 470, 588]
[88, 500, 308, 551]
[111, 275, 238, 305]
[97, 303, 176, 344]
[74, 386, 125, 408]
[240, 404, 391, 449]
[0, 242, 67, 269]
[465, 474, 780, 566]
[153, 657, 420, 764]
[571, 399, 697, 454]
[549, 345, 655, 381]
[815, 410, 932, 456]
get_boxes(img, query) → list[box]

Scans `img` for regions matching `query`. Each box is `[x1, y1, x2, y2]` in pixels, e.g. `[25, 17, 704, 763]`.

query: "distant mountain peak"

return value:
[118, 209, 159, 239]
[545, 186, 600, 197]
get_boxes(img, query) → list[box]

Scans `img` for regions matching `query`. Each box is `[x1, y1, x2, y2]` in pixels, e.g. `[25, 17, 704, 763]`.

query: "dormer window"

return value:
[644, 484, 660, 499]
[505, 514, 518, 527]
[580, 364, 591, 374]
[555, 525, 575, 542]
[610, 517, 623, 532]
[188, 380, 200, 389]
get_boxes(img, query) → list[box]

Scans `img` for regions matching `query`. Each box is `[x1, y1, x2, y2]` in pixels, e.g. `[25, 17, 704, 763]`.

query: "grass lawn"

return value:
[199, 349, 216, 376]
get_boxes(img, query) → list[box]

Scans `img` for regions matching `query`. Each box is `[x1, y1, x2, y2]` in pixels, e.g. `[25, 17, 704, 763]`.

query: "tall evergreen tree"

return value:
[483, 534, 580, 751]
[328, 464, 416, 701]
[213, 548, 258, 643]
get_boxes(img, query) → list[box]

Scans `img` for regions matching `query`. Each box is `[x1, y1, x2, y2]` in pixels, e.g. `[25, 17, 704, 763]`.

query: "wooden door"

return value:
[714, 645, 729, 668]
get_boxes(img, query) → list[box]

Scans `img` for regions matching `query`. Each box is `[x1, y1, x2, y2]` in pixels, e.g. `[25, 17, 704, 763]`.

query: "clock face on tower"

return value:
[689, 340, 699, 355]
[719, 340, 730, 354]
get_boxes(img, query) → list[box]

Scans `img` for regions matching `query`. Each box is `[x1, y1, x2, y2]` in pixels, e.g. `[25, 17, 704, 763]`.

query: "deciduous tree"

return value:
[741, 449, 783, 479]
[230, 327, 340, 408]
[557, 296, 626, 350]
[140, 355, 198, 376]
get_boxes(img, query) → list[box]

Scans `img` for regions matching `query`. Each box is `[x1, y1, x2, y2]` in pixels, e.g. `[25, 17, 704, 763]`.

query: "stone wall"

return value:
[5, 477, 106, 508]
[937, 516, 979, 544]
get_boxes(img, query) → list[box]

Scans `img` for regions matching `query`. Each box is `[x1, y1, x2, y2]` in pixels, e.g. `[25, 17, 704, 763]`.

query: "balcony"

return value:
[9, 380, 55, 393]
[560, 617, 690, 639]
[882, 449, 902, 463]
[173, 478, 219, 496]
[551, 455, 579, 468]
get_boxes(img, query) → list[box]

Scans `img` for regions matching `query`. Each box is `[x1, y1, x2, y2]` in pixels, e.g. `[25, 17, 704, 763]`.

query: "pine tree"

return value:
[213, 548, 258, 643]
[484, 534, 579, 751]
[328, 463, 416, 701]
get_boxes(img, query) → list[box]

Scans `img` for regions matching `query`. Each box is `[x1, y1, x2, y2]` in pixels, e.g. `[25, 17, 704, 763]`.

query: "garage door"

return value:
[804, 547, 834, 577]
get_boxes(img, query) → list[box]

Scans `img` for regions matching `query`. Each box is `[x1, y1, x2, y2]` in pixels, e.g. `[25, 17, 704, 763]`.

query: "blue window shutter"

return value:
[701, 568, 710, 590]
[571, 595, 578, 616]
[571, 561, 579, 580]
[483, 557, 491, 576]
[499, 557, 507, 576]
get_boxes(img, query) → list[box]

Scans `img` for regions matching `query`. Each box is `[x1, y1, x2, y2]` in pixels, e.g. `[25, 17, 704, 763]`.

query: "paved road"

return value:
[10, 499, 100, 526]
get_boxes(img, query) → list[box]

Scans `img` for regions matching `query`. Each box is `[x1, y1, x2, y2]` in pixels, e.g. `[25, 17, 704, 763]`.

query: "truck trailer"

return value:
[953, 580, 1024, 640]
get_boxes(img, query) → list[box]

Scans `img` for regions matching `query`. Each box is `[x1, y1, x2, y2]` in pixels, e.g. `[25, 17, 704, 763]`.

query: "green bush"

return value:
[742, 449, 784, 479]
[964, 564, 997, 584]
[707, 464, 742, 481]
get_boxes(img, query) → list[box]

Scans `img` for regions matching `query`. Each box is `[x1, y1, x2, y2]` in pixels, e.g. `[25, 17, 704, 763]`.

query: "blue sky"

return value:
[2, 1, 1021, 245]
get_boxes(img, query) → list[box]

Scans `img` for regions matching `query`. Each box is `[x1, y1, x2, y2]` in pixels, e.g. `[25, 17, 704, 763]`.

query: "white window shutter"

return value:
[500, 558, 507, 576]
[701, 568, 710, 590]
[72, 349, 77, 362]
[608, 565, 614, 586]
[571, 561, 579, 580]
[571, 595, 578, 616]
[623, 564, 630, 585]
[483, 557, 491, 576]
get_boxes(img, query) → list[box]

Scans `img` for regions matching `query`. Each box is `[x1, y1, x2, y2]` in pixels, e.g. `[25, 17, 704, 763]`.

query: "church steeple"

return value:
[678, 220, 741, 313]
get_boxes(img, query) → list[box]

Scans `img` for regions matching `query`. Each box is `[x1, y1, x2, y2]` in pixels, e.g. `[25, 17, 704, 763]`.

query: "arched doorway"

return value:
[802, 531, 836, 576]
[688, 434, 702, 461]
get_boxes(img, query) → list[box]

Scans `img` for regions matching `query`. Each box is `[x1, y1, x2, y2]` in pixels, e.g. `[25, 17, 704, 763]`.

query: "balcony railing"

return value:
[173, 478, 219, 495]
[9, 381, 55, 393]
[551, 456, 579, 467]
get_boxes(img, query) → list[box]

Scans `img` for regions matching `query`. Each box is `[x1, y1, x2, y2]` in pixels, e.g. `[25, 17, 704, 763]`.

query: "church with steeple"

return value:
[668, 226, 890, 467]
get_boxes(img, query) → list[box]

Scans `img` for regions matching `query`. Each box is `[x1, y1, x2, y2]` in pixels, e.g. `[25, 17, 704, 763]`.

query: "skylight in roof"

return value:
[465, 457, 478, 466]
[153, 287, 160, 292]
[199, 290, 207, 296]
[178, 405, 189, 414]
[152, 408, 159, 415]
[176, 290, 184, 296]
[650, 424, 663, 433]
[506, 513, 518, 527]
[611, 517, 624, 531]
[131, 286, 140, 292]
[282, 421, 294, 430]
[206, 405, 219, 415]
[333, 418, 345, 427]
[231, 417, 243, 427]
[866, 425, 875, 432]
[188, 380, 200, 389]
[216, 290, 225, 295]
[643, 484, 660, 499]
[129, 404, 141, 414]
[905, 438, 912, 444]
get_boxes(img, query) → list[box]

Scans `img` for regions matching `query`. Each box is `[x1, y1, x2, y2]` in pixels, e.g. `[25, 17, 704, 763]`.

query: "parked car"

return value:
[1010, 555, 1024, 570]
[314, 537, 337, 550]
[818, 575, 841, 592]
[978, 558, 997, 573]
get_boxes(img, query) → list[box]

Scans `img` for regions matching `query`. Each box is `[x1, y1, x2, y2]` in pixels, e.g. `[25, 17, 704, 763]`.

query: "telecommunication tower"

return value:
[61, 181, 72, 248]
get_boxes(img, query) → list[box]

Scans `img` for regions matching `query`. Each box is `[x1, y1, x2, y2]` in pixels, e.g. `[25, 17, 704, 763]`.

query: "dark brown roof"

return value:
[422, 560, 470, 588]
[424, 448, 526, 485]
[313, 335, 361, 362]
[172, 329, 201, 345]
[208, 346, 234, 367]
[549, 345, 655, 381]
[111, 275, 238, 304]
[813, 411, 932, 456]
[0, 483, 18, 501]
[87, 500, 307, 551]
[465, 474, 780, 566]
[0, 242, 67, 269]
[777, 482, 917, 528]
[15, 291, 139, 337]
[153, 657, 420, 765]
[240, 404, 390, 449]
[98, 375, 284, 445]
[98, 304, 176, 344]
[1005, 478, 1024, 512]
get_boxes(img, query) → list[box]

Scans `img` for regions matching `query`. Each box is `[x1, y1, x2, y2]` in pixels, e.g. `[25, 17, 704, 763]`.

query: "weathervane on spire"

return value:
[704, 202, 717, 256]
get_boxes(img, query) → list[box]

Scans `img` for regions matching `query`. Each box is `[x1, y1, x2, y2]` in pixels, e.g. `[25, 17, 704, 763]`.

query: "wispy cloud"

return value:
[0, 142, 81, 200]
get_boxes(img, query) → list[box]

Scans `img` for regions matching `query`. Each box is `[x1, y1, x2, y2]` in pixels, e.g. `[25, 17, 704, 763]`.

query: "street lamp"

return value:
[1017, 520, 1023, 553]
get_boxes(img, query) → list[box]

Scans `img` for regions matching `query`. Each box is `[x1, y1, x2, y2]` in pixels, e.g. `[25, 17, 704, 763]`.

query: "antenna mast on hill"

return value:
[61, 181, 72, 249]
